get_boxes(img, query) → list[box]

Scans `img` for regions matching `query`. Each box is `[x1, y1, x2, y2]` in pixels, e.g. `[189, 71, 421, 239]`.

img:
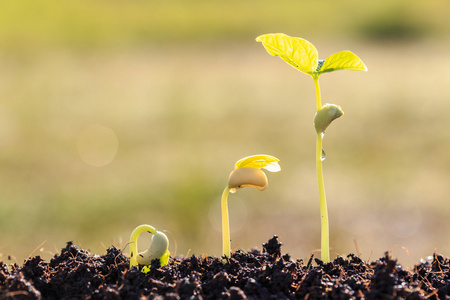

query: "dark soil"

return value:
[1, 236, 450, 299]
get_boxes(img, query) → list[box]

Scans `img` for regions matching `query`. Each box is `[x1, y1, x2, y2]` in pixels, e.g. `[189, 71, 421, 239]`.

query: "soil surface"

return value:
[1, 236, 450, 299]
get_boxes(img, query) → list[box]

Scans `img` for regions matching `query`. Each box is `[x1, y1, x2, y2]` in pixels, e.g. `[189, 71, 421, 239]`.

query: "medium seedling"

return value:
[257, 33, 367, 262]
[129, 224, 170, 273]
[221, 155, 280, 259]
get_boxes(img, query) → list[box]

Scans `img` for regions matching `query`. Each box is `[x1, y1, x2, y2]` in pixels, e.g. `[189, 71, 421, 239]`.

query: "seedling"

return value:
[256, 33, 367, 262]
[129, 224, 170, 273]
[221, 155, 281, 259]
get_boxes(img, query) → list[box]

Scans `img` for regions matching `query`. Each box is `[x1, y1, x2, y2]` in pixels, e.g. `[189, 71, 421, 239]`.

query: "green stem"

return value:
[316, 132, 330, 262]
[313, 76, 322, 110]
[313, 76, 330, 262]
[129, 224, 157, 268]
[221, 186, 231, 258]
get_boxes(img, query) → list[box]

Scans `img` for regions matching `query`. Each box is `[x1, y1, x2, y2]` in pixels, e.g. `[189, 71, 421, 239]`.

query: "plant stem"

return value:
[221, 186, 232, 258]
[313, 76, 330, 263]
[316, 132, 330, 262]
[313, 76, 322, 110]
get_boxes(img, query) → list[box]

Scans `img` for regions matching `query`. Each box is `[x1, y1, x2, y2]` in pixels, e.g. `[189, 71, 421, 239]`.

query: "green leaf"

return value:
[317, 51, 367, 75]
[234, 154, 280, 172]
[256, 33, 318, 76]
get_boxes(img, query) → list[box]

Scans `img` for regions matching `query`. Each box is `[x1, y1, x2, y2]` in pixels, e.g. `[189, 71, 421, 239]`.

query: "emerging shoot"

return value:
[129, 224, 170, 273]
[257, 33, 367, 262]
[221, 155, 280, 259]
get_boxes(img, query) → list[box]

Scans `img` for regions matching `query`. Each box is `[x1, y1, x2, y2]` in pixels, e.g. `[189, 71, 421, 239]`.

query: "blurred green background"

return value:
[1, 0, 450, 267]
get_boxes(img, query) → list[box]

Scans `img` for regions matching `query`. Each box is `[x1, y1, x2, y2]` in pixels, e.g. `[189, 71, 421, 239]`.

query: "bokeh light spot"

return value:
[76, 124, 119, 167]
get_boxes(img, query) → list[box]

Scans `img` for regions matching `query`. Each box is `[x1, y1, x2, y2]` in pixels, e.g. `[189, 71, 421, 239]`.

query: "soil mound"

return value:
[1, 236, 449, 299]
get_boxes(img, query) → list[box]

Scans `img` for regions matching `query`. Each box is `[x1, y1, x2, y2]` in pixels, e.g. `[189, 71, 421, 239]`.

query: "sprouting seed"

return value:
[221, 155, 280, 260]
[129, 224, 170, 273]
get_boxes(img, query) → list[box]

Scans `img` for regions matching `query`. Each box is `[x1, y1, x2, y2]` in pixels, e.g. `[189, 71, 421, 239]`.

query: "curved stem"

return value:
[221, 186, 231, 258]
[313, 75, 330, 262]
[129, 224, 157, 268]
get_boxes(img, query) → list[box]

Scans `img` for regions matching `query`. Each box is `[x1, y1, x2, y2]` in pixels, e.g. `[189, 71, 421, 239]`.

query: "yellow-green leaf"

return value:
[256, 33, 318, 76]
[235, 154, 280, 172]
[318, 51, 367, 74]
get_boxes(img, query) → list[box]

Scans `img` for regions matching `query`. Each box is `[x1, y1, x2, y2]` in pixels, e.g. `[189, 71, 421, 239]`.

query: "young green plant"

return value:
[221, 155, 281, 259]
[129, 224, 170, 273]
[256, 33, 367, 262]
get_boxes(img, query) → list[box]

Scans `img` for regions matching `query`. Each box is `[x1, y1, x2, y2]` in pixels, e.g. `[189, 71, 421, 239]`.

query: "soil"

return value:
[1, 236, 449, 299]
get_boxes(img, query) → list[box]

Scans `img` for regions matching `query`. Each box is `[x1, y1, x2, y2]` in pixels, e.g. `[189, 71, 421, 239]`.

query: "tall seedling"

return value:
[257, 33, 367, 262]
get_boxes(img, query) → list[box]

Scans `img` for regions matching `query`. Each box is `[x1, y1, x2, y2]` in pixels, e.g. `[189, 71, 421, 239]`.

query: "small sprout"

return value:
[257, 33, 366, 262]
[221, 155, 280, 260]
[129, 224, 170, 273]
[314, 104, 344, 134]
